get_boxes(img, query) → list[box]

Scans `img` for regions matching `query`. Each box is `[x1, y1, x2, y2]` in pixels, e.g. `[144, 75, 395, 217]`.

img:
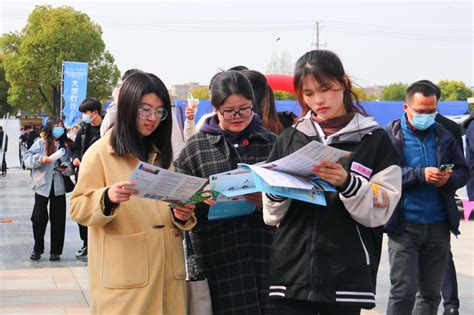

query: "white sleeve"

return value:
[171, 112, 185, 159]
[262, 193, 292, 226]
[100, 105, 117, 137]
[183, 119, 196, 142]
[339, 165, 402, 227]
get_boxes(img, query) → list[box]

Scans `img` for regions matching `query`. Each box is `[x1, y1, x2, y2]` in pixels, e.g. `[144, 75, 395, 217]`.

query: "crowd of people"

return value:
[10, 49, 473, 315]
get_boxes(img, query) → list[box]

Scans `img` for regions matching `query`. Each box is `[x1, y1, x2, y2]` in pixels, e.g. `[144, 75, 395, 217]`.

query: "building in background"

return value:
[364, 85, 385, 100]
[169, 82, 207, 104]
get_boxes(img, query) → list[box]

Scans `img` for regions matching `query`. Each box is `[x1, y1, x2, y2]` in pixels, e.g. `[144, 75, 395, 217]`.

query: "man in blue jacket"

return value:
[385, 80, 468, 315]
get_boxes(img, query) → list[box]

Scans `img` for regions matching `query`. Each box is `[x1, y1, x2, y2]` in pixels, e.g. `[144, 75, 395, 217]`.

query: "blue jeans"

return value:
[387, 222, 450, 315]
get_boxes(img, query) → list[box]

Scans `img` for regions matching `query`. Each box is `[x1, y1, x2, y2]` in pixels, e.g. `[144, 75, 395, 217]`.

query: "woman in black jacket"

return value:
[262, 50, 402, 315]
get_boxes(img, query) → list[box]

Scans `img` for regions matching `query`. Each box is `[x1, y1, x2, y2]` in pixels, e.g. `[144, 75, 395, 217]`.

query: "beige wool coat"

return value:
[70, 132, 196, 314]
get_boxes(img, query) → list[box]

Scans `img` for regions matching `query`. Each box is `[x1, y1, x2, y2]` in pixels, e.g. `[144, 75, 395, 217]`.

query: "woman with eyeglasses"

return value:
[174, 70, 277, 314]
[70, 72, 196, 314]
[23, 116, 73, 262]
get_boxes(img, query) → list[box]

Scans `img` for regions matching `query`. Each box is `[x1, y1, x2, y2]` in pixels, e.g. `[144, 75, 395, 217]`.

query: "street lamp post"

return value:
[271, 37, 280, 74]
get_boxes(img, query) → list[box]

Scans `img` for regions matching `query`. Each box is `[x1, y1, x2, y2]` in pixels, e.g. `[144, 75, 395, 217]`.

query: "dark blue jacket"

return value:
[385, 118, 468, 235]
[463, 111, 474, 200]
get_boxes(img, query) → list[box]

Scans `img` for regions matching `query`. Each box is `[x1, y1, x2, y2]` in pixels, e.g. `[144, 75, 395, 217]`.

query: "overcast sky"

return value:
[1, 0, 473, 88]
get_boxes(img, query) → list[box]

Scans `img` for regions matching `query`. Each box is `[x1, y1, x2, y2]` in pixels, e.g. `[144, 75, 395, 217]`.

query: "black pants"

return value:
[1, 152, 6, 173]
[78, 223, 88, 247]
[441, 251, 459, 310]
[31, 185, 66, 255]
[272, 298, 361, 315]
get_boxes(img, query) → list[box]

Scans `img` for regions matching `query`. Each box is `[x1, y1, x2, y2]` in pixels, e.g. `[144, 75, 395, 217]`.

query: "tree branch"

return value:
[37, 86, 53, 113]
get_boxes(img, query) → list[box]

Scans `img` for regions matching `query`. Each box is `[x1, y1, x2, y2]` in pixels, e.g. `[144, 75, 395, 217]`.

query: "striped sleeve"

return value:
[263, 193, 291, 226]
[339, 173, 363, 198]
[340, 165, 401, 227]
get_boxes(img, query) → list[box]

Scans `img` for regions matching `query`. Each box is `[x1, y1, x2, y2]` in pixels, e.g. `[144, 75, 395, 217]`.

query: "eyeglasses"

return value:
[138, 106, 168, 121]
[217, 106, 253, 120]
[408, 107, 437, 115]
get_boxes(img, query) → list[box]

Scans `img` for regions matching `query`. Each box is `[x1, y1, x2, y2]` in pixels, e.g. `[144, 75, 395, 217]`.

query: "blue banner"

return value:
[62, 62, 88, 127]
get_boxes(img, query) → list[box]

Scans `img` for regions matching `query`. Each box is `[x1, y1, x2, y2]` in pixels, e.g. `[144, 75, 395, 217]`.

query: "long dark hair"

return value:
[43, 116, 70, 156]
[210, 70, 254, 109]
[242, 70, 283, 134]
[110, 72, 173, 168]
[293, 50, 367, 117]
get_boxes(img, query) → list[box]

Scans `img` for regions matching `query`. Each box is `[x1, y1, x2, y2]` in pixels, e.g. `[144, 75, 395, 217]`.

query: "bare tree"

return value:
[266, 51, 294, 75]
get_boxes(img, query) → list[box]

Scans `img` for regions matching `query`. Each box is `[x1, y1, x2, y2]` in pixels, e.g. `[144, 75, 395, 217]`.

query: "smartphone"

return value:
[439, 164, 454, 172]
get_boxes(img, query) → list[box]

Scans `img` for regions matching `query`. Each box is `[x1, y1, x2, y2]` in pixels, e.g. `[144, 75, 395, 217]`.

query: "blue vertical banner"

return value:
[62, 61, 88, 127]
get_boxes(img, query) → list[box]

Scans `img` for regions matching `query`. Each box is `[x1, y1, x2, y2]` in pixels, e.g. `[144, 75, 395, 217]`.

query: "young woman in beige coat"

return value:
[70, 72, 196, 314]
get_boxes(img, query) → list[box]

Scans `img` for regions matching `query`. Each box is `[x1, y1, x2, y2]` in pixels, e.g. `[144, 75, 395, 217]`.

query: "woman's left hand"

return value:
[312, 160, 348, 187]
[173, 203, 196, 221]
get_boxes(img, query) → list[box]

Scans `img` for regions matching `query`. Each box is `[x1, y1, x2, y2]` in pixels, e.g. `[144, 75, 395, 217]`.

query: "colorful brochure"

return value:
[208, 169, 257, 220]
[210, 141, 351, 206]
[128, 161, 208, 204]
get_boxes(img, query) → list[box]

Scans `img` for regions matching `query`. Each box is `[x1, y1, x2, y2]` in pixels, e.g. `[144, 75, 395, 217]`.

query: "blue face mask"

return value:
[409, 110, 437, 130]
[82, 113, 93, 124]
[52, 127, 65, 138]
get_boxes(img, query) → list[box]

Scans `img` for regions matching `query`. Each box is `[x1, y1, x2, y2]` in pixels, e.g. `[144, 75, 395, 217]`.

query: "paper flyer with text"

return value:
[129, 161, 208, 204]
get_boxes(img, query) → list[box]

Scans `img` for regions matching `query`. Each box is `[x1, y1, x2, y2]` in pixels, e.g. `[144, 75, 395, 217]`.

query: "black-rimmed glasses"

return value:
[217, 106, 253, 120]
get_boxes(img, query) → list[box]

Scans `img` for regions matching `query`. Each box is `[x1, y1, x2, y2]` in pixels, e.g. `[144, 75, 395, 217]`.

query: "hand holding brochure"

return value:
[207, 169, 258, 220]
[260, 140, 351, 177]
[211, 141, 351, 206]
[128, 161, 208, 204]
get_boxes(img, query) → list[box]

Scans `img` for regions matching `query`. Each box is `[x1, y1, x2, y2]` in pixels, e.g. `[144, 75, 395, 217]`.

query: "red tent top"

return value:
[265, 74, 295, 93]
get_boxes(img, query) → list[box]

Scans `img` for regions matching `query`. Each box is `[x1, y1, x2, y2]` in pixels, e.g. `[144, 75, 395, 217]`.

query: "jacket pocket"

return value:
[169, 228, 186, 280]
[32, 169, 46, 187]
[355, 225, 370, 266]
[102, 232, 149, 288]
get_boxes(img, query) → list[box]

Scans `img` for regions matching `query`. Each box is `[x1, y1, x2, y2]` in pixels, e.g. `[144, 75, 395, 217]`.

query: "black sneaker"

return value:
[49, 254, 61, 261]
[75, 246, 87, 258]
[29, 251, 41, 260]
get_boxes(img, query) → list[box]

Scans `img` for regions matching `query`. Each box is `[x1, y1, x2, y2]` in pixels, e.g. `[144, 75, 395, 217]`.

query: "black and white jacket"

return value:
[263, 112, 402, 309]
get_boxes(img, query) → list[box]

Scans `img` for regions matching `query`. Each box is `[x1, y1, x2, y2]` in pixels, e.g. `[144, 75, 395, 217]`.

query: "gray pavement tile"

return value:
[1, 170, 89, 270]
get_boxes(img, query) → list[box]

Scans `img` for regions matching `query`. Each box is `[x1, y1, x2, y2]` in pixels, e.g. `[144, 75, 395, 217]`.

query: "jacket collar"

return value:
[294, 112, 381, 143]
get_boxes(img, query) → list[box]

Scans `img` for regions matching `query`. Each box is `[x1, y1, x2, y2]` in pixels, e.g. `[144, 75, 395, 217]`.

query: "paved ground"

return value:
[1, 169, 473, 314]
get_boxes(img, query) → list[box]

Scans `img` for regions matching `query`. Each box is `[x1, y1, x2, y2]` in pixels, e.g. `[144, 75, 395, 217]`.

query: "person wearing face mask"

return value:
[385, 80, 468, 315]
[70, 97, 103, 258]
[23, 117, 74, 261]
